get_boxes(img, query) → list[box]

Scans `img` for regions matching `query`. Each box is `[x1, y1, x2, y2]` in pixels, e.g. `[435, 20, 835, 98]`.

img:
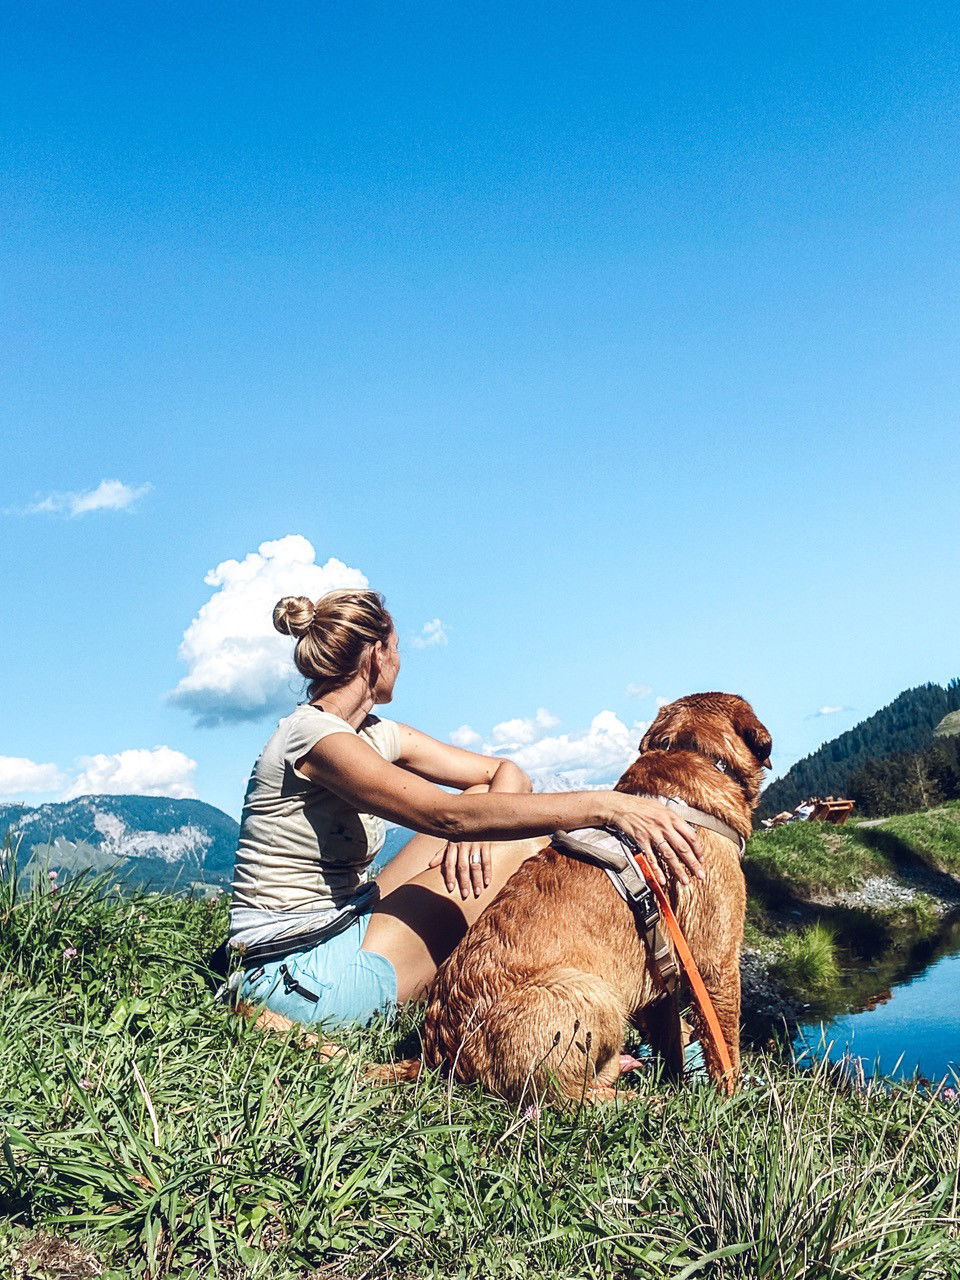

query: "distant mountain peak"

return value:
[0, 793, 239, 893]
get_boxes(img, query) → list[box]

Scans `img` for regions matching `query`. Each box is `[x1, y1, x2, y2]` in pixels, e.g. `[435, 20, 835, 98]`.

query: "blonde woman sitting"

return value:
[229, 589, 702, 1027]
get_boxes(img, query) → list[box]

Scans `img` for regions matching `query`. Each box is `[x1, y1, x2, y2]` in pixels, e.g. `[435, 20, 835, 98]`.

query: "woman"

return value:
[229, 588, 702, 1028]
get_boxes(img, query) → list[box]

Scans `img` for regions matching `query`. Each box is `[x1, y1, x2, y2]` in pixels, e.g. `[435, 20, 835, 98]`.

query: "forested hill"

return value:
[759, 680, 960, 817]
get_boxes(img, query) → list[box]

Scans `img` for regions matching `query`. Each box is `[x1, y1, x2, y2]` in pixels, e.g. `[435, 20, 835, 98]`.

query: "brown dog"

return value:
[416, 693, 771, 1103]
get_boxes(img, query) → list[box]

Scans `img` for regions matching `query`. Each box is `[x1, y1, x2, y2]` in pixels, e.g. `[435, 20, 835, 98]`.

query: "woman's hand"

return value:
[428, 840, 492, 899]
[604, 794, 704, 887]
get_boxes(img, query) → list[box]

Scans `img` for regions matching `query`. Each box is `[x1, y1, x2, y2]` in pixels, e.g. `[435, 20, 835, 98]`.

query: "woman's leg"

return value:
[362, 836, 549, 1002]
[373, 830, 447, 897]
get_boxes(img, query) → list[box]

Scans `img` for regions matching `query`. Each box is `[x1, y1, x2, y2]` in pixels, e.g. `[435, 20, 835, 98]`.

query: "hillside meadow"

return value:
[1, 843, 959, 1278]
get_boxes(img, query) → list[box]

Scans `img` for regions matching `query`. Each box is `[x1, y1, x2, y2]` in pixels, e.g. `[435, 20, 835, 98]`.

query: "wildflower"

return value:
[79, 1077, 94, 1091]
[522, 1104, 541, 1120]
[942, 1086, 957, 1102]
[48, 870, 58, 882]
[63, 946, 78, 959]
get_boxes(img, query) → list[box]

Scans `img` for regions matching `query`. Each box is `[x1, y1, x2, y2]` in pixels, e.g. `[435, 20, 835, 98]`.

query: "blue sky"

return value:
[3, 1, 958, 817]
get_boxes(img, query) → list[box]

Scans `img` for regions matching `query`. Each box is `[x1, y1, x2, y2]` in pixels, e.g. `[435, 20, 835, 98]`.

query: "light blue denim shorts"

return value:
[240, 907, 398, 1029]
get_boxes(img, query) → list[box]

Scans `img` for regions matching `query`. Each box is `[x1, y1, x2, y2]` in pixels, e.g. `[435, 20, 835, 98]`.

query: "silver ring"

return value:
[469, 852, 482, 865]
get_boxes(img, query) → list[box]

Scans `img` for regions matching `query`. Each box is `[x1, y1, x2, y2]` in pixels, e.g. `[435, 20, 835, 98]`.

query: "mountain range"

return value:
[0, 794, 414, 895]
[759, 679, 960, 817]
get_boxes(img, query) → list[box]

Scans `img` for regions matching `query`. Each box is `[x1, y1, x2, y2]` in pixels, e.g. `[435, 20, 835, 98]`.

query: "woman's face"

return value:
[372, 630, 401, 704]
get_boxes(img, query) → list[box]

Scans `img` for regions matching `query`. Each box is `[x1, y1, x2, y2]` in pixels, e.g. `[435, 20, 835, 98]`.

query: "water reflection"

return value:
[797, 928, 960, 1081]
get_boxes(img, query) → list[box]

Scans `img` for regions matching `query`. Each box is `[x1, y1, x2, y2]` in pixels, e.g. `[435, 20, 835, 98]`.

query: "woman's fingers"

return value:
[615, 797, 705, 887]
[455, 845, 472, 900]
[657, 817, 704, 880]
[436, 842, 493, 898]
[467, 843, 486, 898]
[650, 839, 689, 887]
[442, 842, 459, 893]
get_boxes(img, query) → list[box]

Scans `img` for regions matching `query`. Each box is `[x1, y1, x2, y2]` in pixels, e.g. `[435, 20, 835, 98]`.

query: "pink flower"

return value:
[48, 870, 58, 881]
[942, 1087, 957, 1101]
[63, 947, 78, 959]
[79, 1077, 94, 1091]
[522, 1104, 541, 1120]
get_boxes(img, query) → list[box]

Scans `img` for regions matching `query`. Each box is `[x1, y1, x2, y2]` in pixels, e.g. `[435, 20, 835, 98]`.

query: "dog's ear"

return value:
[638, 726, 671, 753]
[736, 707, 773, 769]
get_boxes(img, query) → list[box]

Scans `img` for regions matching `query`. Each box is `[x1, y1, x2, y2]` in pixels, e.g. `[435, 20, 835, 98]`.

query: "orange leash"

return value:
[630, 848, 736, 1095]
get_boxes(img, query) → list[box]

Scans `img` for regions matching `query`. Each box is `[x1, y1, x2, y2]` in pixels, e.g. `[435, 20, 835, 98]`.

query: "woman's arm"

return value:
[294, 731, 703, 885]
[394, 722, 532, 794]
[388, 723, 532, 896]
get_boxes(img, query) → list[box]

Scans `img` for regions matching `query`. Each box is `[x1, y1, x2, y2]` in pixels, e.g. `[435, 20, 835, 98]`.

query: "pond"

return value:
[796, 932, 960, 1083]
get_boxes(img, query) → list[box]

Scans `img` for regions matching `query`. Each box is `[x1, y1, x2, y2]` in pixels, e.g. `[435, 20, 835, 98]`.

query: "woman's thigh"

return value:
[373, 829, 445, 897]
[362, 837, 549, 1003]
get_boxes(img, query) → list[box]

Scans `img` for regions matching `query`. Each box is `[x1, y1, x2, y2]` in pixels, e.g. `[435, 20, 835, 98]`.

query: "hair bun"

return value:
[272, 595, 316, 638]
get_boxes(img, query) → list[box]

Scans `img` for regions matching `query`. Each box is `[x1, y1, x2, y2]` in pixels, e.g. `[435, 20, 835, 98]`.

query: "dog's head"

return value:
[638, 692, 772, 804]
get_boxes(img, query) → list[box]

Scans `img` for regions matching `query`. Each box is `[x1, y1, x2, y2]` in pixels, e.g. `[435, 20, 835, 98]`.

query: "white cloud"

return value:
[817, 705, 844, 716]
[450, 724, 482, 748]
[491, 708, 560, 746]
[625, 682, 652, 698]
[412, 618, 448, 649]
[655, 696, 671, 709]
[504, 711, 639, 786]
[458, 708, 641, 789]
[20, 479, 151, 518]
[0, 756, 65, 798]
[168, 535, 368, 725]
[60, 747, 198, 801]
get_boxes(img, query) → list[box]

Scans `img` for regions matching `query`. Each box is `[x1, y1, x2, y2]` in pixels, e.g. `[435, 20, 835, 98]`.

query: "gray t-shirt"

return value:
[229, 705, 402, 948]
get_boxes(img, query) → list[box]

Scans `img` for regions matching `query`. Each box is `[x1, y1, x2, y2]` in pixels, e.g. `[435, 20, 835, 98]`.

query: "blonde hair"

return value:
[273, 589, 394, 700]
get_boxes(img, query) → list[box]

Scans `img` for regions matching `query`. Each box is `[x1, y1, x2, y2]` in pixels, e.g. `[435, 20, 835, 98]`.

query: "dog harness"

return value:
[553, 796, 745, 1094]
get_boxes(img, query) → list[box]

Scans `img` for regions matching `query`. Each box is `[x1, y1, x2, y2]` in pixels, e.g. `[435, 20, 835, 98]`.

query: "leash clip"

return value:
[602, 826, 660, 930]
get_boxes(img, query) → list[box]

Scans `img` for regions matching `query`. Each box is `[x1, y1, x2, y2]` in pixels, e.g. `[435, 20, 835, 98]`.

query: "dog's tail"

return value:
[364, 1057, 422, 1084]
[472, 966, 628, 1105]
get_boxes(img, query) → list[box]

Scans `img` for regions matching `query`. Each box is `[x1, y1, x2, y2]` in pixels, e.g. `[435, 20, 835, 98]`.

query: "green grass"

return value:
[773, 923, 840, 995]
[881, 802, 960, 877]
[1, 853, 959, 1278]
[744, 821, 893, 900]
[745, 802, 960, 901]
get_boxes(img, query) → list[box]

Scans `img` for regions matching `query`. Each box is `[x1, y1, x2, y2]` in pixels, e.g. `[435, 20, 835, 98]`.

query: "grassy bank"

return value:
[745, 800, 960, 902]
[2, 859, 959, 1278]
[739, 802, 960, 1024]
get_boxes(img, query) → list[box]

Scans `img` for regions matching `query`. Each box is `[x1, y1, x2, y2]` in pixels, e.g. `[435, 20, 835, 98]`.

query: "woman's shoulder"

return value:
[359, 714, 402, 762]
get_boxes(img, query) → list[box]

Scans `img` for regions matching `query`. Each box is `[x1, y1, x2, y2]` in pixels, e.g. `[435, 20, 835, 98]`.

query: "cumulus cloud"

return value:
[59, 747, 199, 801]
[450, 725, 482, 748]
[412, 618, 448, 649]
[505, 711, 641, 787]
[169, 535, 368, 726]
[454, 709, 644, 789]
[625, 682, 652, 698]
[0, 756, 65, 798]
[490, 708, 560, 747]
[17, 479, 152, 518]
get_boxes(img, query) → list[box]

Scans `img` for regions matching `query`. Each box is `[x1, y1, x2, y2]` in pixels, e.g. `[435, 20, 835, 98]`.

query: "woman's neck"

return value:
[311, 678, 375, 729]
